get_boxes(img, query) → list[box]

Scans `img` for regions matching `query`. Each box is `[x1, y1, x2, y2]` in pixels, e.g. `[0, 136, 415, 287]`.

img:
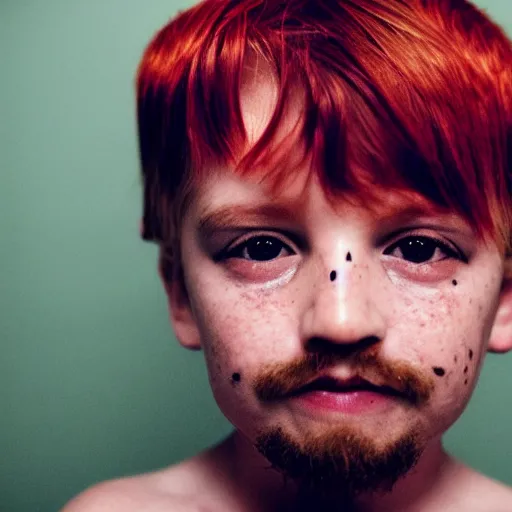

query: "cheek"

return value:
[393, 289, 494, 421]
[190, 286, 293, 391]
[392, 290, 464, 362]
[190, 294, 298, 431]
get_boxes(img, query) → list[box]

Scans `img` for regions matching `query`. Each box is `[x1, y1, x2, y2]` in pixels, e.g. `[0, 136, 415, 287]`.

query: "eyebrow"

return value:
[196, 201, 472, 238]
[197, 203, 299, 237]
[374, 204, 473, 235]
[375, 204, 446, 226]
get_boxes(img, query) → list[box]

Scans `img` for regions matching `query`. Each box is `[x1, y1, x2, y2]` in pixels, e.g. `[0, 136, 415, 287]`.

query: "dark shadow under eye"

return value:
[231, 236, 286, 261]
[383, 236, 456, 263]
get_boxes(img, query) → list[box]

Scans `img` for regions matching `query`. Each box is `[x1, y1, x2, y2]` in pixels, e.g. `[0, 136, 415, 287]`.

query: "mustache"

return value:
[252, 349, 435, 406]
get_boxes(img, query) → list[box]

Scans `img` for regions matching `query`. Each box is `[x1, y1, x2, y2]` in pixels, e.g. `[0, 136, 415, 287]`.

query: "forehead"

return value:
[191, 167, 473, 237]
[239, 54, 303, 148]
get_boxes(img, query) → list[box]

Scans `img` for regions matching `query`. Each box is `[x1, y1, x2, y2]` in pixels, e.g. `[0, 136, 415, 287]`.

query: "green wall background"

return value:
[1, 1, 511, 511]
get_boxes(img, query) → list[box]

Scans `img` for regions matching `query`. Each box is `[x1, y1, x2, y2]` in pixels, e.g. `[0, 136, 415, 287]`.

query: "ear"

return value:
[158, 249, 202, 351]
[487, 263, 512, 354]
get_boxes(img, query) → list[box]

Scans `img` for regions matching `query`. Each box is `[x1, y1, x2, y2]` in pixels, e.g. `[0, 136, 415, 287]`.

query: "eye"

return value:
[221, 235, 294, 262]
[383, 235, 464, 264]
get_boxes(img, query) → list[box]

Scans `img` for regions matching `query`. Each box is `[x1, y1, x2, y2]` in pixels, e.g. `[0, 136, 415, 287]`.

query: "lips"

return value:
[293, 375, 404, 398]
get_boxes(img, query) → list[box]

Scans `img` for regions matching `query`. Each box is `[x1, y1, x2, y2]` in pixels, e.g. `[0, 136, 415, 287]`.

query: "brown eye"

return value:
[226, 236, 293, 262]
[384, 236, 461, 264]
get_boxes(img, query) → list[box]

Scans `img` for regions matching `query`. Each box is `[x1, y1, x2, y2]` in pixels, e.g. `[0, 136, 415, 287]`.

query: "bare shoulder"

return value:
[60, 472, 194, 512]
[454, 465, 512, 512]
[476, 476, 512, 511]
[61, 442, 235, 512]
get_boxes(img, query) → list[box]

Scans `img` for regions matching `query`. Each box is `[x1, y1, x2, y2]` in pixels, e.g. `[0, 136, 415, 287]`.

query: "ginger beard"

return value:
[251, 349, 435, 502]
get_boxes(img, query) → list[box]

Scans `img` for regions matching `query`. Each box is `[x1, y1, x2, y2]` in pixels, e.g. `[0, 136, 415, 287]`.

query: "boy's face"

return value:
[164, 68, 509, 493]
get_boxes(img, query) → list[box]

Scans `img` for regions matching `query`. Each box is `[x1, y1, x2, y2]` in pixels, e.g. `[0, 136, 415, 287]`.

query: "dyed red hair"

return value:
[136, 0, 512, 277]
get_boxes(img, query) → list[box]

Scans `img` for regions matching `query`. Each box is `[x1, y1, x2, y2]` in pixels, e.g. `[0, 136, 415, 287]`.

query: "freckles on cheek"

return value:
[463, 348, 474, 386]
[405, 278, 485, 400]
[411, 291, 470, 387]
[203, 308, 267, 389]
[432, 367, 446, 377]
[432, 345, 477, 391]
[230, 372, 242, 386]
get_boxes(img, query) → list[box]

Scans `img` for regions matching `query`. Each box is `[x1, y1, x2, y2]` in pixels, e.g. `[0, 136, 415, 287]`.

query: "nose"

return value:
[300, 261, 388, 352]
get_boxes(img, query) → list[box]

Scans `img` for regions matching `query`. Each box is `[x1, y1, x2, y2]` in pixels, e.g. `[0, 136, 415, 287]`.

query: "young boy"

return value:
[64, 0, 512, 510]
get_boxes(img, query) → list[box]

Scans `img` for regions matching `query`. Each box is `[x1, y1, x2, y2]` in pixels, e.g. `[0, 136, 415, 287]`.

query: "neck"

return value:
[217, 430, 457, 512]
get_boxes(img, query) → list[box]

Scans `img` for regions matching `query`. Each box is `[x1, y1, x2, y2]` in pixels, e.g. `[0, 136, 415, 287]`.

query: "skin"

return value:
[62, 64, 512, 512]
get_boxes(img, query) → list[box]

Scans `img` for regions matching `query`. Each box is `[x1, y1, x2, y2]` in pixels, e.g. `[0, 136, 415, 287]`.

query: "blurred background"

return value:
[1, 1, 511, 510]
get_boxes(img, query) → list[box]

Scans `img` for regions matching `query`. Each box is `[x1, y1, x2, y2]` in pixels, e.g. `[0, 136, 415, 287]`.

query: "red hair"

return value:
[136, 0, 512, 275]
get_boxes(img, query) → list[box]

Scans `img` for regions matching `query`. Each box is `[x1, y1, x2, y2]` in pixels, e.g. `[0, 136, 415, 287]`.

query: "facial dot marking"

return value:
[464, 366, 468, 374]
[464, 379, 468, 385]
[433, 367, 446, 377]
[452, 279, 458, 286]
[330, 270, 337, 282]
[346, 252, 352, 262]
[469, 349, 473, 360]
[231, 372, 241, 384]
[454, 355, 458, 363]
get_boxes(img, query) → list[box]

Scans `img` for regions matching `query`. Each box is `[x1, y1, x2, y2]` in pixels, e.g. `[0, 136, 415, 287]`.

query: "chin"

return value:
[253, 421, 426, 499]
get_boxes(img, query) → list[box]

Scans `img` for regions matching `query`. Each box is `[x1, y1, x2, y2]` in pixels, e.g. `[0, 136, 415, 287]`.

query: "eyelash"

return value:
[216, 232, 466, 264]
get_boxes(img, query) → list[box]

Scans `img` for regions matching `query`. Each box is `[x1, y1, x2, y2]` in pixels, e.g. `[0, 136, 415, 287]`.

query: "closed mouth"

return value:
[292, 376, 404, 398]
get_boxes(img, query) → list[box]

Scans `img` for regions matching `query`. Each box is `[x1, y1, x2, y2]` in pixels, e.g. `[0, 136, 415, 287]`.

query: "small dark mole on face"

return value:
[346, 252, 352, 262]
[330, 270, 337, 281]
[469, 349, 473, 360]
[464, 379, 468, 385]
[231, 372, 241, 383]
[433, 367, 446, 377]
[454, 355, 458, 363]
[464, 366, 468, 374]
[452, 279, 458, 286]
